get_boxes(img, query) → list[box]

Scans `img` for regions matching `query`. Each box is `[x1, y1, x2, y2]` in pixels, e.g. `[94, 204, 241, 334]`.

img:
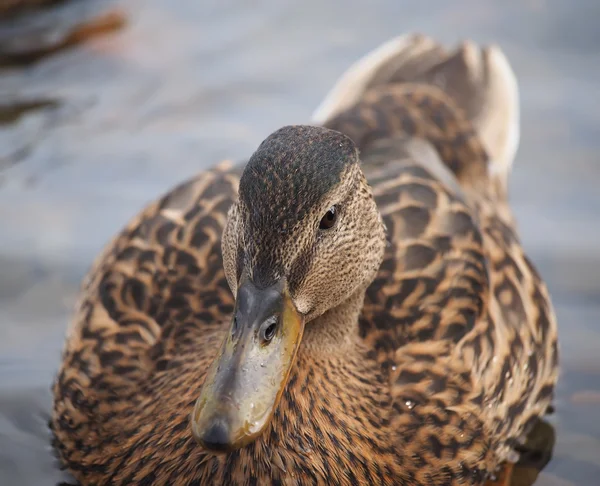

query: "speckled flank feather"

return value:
[52, 35, 558, 485]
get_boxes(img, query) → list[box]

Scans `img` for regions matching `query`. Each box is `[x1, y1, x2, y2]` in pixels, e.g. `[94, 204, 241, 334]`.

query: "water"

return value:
[1, 0, 599, 484]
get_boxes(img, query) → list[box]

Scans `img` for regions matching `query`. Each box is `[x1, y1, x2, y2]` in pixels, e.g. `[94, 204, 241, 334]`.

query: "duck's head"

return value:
[191, 125, 385, 453]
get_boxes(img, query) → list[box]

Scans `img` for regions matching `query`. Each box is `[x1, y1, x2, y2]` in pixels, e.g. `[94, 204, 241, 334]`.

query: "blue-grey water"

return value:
[1, 1, 599, 484]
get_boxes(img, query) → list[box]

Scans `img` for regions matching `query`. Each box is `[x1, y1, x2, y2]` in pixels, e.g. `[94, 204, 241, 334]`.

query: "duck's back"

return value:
[318, 34, 558, 467]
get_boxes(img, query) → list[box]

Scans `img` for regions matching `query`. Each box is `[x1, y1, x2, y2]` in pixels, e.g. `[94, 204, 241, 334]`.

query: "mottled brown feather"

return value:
[51, 35, 558, 485]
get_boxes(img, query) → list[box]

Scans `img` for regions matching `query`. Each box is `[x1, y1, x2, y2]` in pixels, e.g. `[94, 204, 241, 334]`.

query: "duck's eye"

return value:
[319, 206, 338, 230]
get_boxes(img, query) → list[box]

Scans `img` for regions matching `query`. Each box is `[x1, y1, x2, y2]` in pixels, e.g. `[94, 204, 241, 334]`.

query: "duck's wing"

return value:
[319, 35, 558, 482]
[52, 162, 241, 478]
[61, 160, 240, 386]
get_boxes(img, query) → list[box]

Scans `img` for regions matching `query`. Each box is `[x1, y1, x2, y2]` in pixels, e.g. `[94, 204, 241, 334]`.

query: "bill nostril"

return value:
[259, 316, 278, 345]
[264, 322, 276, 341]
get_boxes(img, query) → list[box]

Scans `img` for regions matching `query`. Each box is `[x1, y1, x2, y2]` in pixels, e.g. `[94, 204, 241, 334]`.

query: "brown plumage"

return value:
[51, 34, 559, 485]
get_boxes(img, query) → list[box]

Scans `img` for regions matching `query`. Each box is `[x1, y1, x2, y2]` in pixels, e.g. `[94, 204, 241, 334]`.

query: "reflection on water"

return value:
[1, 0, 599, 485]
[511, 418, 556, 485]
[0, 0, 124, 66]
[0, 99, 58, 126]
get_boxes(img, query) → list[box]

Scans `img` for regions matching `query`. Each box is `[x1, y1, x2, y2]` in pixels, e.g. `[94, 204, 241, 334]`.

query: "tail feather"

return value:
[313, 34, 520, 187]
[413, 41, 520, 180]
[312, 34, 447, 125]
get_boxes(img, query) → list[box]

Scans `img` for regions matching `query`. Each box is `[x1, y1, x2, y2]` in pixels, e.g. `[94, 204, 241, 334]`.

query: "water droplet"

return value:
[505, 371, 511, 379]
[260, 362, 266, 368]
[405, 400, 415, 410]
[391, 365, 397, 372]
[507, 449, 520, 463]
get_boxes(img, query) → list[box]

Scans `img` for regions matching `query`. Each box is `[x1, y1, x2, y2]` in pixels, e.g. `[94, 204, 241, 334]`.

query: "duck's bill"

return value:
[191, 279, 304, 453]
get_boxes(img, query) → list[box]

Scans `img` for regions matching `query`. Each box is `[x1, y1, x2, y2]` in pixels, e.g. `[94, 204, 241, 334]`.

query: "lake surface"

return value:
[1, 0, 599, 484]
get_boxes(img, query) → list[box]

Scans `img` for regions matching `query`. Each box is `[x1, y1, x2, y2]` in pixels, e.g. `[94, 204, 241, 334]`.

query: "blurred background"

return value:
[1, 0, 599, 484]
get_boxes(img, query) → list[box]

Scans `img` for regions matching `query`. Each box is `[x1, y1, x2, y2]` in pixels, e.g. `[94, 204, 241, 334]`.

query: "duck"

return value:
[51, 34, 559, 486]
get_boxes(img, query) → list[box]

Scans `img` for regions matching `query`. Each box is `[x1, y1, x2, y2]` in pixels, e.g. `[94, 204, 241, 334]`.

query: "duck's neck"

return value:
[300, 288, 366, 354]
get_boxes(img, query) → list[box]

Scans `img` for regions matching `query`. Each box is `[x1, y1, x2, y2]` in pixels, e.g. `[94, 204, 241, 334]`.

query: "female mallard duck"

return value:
[51, 34, 558, 485]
